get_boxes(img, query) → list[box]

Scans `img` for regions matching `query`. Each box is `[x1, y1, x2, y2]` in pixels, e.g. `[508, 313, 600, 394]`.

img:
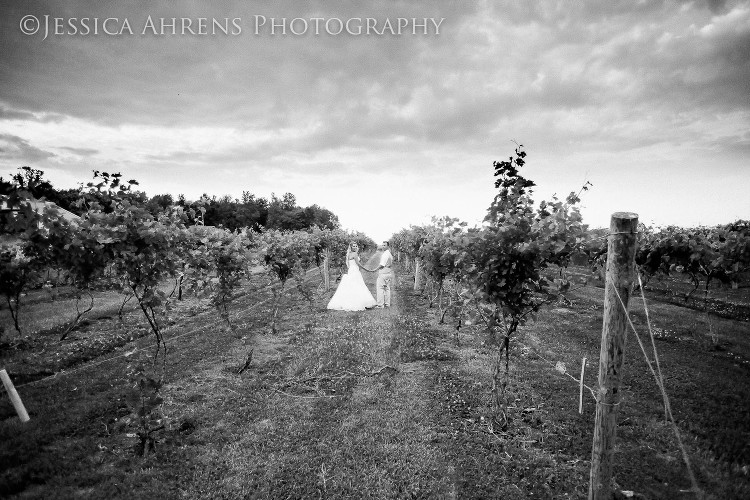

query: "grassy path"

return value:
[158, 268, 592, 498]
[2, 260, 750, 498]
[171, 271, 459, 498]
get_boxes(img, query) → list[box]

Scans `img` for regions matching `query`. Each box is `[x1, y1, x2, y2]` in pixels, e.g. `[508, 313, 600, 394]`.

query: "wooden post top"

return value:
[611, 212, 639, 220]
[610, 212, 639, 234]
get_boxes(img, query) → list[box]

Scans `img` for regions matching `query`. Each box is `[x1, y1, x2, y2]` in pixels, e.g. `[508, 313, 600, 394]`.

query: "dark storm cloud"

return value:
[0, 0, 473, 128]
[0, 105, 65, 123]
[58, 146, 98, 156]
[0, 107, 38, 121]
[1, 0, 749, 165]
[0, 134, 56, 161]
[706, 0, 730, 13]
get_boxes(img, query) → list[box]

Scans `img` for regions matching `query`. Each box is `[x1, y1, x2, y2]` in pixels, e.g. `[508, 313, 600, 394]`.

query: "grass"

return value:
[0, 286, 136, 338]
[1, 262, 749, 498]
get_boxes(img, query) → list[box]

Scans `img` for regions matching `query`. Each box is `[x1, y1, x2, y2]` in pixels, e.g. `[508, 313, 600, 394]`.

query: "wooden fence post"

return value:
[414, 259, 421, 291]
[589, 212, 638, 500]
[323, 249, 330, 291]
[1, 368, 30, 423]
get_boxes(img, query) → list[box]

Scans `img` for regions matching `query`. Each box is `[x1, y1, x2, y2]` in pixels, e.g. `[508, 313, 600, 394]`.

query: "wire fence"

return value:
[0, 256, 718, 497]
[4, 266, 322, 391]
[494, 270, 704, 498]
[412, 259, 707, 497]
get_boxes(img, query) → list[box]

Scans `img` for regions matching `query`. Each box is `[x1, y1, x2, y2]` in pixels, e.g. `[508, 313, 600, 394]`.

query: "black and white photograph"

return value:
[1, 0, 749, 498]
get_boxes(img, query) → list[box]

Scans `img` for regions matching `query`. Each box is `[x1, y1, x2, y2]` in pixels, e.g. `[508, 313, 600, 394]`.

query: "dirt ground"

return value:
[1, 260, 749, 499]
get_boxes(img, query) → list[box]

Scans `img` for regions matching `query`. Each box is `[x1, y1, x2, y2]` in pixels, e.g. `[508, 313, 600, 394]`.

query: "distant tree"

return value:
[146, 194, 174, 215]
[0, 167, 86, 216]
[267, 208, 306, 230]
[240, 191, 268, 228]
[281, 192, 296, 210]
[0, 166, 56, 200]
[303, 204, 339, 230]
[14, 167, 57, 199]
[203, 195, 241, 229]
[267, 193, 306, 230]
[51, 188, 82, 214]
[0, 176, 14, 195]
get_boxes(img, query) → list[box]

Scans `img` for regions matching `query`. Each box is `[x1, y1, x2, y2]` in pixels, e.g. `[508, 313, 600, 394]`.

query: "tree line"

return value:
[0, 166, 339, 232]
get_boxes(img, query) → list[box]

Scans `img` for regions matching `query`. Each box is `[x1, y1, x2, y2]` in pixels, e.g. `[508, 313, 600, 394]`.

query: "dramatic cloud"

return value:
[1, 0, 748, 238]
[57, 146, 98, 156]
[0, 134, 55, 162]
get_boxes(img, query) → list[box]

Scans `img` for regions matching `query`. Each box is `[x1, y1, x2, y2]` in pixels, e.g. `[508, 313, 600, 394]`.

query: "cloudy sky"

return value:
[1, 0, 748, 241]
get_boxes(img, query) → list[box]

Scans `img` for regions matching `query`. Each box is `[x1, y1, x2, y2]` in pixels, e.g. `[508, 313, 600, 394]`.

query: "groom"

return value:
[372, 240, 394, 308]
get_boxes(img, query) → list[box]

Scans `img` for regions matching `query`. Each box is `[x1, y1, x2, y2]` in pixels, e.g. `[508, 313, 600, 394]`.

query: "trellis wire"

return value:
[610, 274, 702, 499]
[517, 338, 597, 401]
[11, 267, 320, 390]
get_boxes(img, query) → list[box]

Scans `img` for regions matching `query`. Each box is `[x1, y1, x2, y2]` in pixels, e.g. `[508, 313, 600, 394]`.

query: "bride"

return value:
[327, 242, 377, 311]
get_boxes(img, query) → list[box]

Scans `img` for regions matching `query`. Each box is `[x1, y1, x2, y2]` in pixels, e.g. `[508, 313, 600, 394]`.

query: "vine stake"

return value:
[0, 369, 30, 422]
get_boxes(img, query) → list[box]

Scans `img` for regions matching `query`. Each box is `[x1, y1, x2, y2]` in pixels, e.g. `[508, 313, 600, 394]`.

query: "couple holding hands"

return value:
[326, 240, 393, 311]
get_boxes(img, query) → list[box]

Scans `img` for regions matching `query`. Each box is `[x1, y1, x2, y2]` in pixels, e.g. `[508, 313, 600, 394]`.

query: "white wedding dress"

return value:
[327, 256, 377, 311]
